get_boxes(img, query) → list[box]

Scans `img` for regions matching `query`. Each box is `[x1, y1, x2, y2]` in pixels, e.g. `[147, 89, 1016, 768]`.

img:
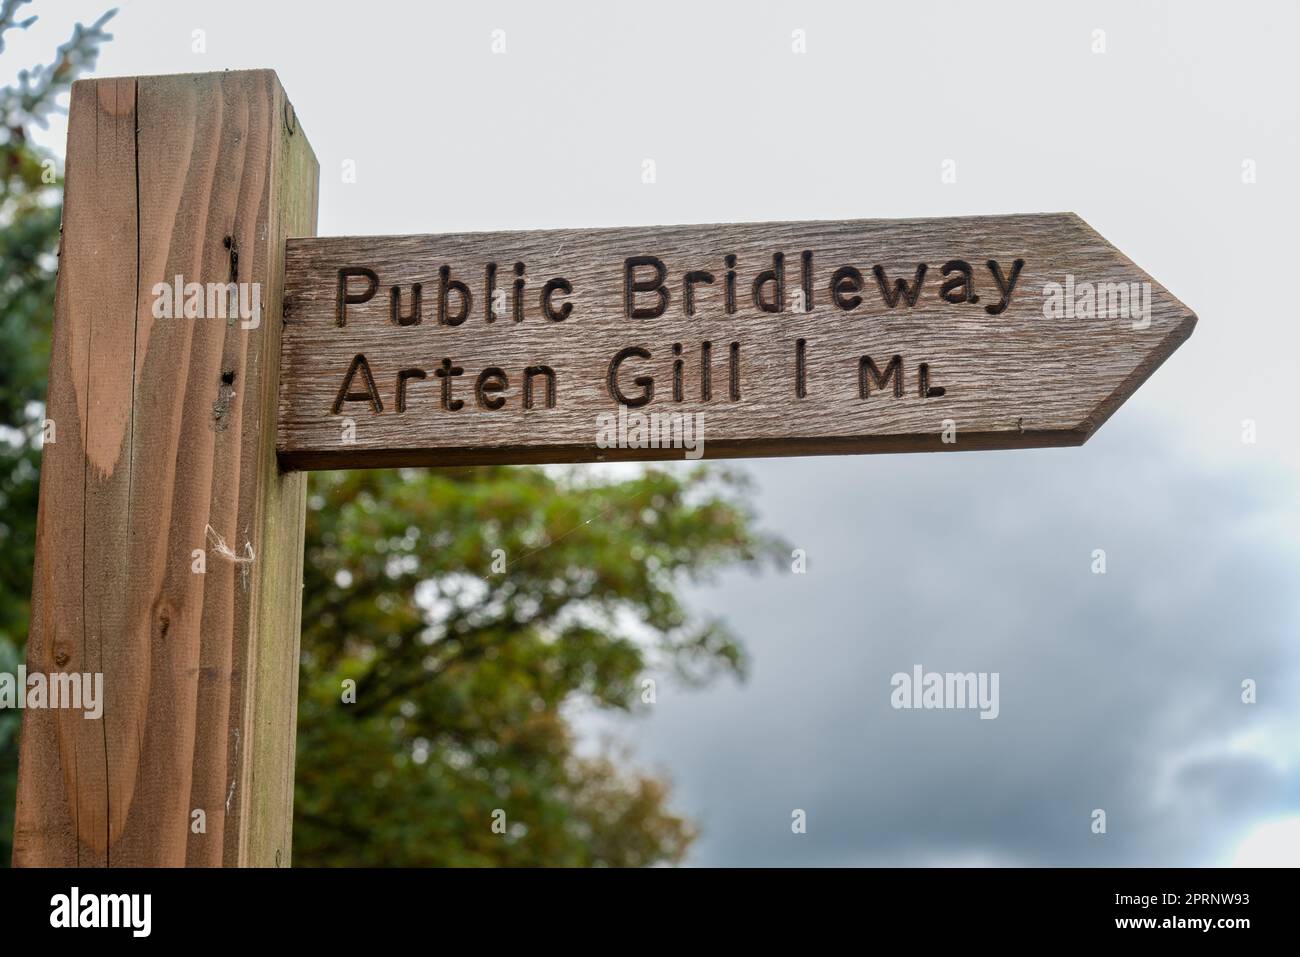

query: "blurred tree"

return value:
[0, 0, 115, 867]
[0, 1, 779, 868]
[294, 465, 777, 866]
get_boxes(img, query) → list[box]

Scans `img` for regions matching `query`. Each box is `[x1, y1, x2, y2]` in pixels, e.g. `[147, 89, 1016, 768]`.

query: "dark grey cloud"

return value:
[587, 412, 1300, 866]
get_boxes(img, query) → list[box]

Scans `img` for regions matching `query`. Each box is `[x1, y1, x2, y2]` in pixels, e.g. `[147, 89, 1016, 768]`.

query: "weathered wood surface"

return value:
[279, 214, 1195, 469]
[13, 70, 318, 866]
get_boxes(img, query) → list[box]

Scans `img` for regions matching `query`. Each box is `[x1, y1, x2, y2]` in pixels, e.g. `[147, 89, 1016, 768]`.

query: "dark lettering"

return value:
[859, 354, 904, 398]
[476, 367, 509, 410]
[331, 353, 383, 414]
[624, 256, 668, 319]
[752, 252, 785, 313]
[938, 260, 975, 305]
[438, 266, 471, 326]
[608, 346, 653, 407]
[831, 265, 864, 311]
[396, 367, 426, 412]
[684, 270, 715, 317]
[390, 283, 422, 326]
[873, 264, 927, 308]
[541, 278, 572, 321]
[336, 267, 378, 326]
[432, 357, 464, 411]
[985, 258, 1025, 315]
[523, 365, 556, 409]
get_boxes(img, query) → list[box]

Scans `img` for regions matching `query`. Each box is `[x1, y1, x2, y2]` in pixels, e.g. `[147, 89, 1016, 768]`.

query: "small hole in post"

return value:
[221, 370, 236, 386]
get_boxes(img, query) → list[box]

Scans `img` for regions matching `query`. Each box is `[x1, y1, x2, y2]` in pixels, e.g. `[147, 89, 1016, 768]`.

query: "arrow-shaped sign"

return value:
[277, 213, 1195, 469]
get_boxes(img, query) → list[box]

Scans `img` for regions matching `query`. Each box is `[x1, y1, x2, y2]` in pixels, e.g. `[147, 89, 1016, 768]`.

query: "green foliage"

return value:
[0, 0, 114, 868]
[294, 465, 779, 865]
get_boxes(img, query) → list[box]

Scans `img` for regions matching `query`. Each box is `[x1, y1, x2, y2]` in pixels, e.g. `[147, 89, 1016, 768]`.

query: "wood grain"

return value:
[12, 70, 318, 866]
[279, 214, 1195, 469]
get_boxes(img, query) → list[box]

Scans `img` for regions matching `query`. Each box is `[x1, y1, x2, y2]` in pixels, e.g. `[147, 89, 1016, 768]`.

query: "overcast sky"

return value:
[14, 0, 1299, 865]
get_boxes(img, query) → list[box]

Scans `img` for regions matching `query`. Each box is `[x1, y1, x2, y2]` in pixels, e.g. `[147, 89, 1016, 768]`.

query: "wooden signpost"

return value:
[281, 216, 1195, 468]
[11, 70, 1195, 867]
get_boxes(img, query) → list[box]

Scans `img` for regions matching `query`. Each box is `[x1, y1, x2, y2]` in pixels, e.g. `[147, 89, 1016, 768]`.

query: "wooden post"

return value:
[12, 71, 318, 866]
